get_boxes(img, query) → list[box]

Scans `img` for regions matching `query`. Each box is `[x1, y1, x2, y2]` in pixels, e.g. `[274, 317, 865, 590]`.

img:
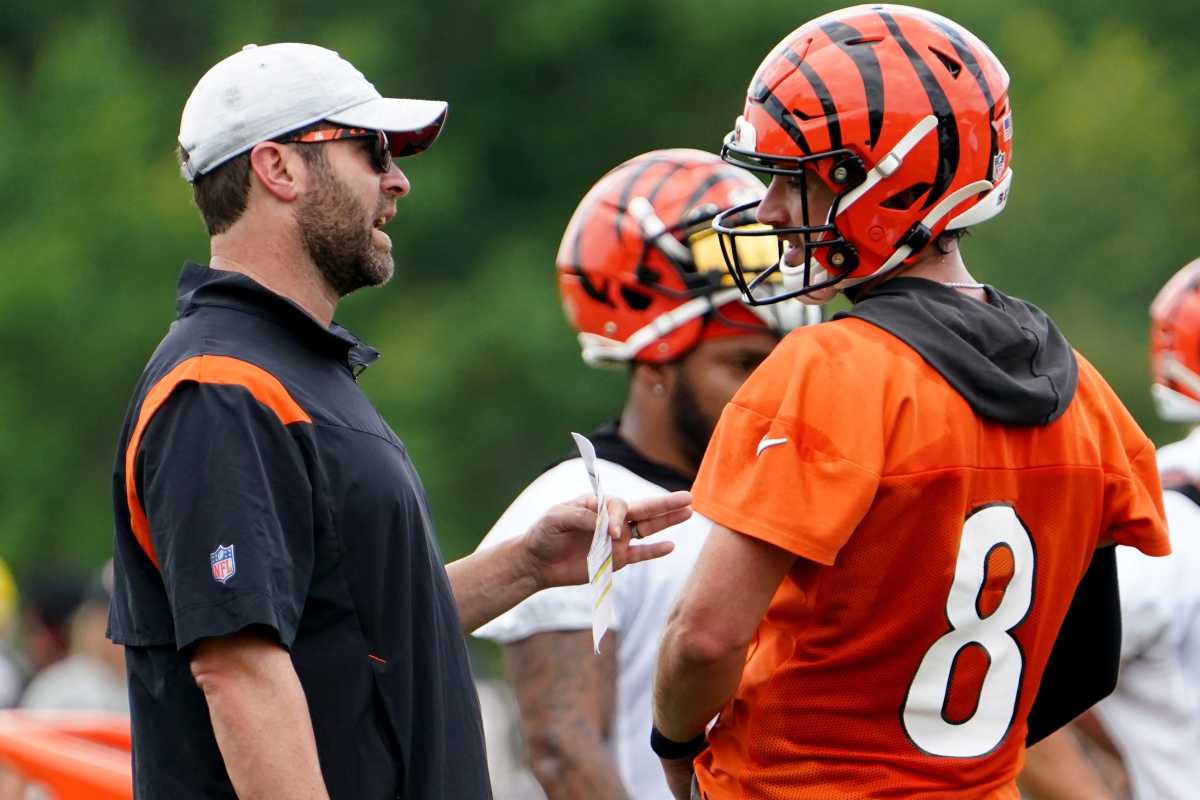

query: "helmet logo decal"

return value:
[820, 21, 885, 148]
[878, 10, 960, 211]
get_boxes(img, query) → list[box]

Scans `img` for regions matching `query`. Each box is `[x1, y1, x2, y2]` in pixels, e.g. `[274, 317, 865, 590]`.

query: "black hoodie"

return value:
[837, 277, 1078, 426]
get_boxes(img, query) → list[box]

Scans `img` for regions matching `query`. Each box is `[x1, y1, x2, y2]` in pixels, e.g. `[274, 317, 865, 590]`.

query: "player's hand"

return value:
[660, 757, 695, 800]
[521, 491, 691, 589]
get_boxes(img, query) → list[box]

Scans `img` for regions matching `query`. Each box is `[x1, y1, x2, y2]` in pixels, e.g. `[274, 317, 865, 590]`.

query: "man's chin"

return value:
[797, 285, 839, 305]
[373, 265, 394, 288]
[365, 256, 395, 290]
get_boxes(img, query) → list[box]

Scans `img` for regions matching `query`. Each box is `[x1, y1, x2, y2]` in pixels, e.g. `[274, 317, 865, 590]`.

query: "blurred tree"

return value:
[0, 0, 1195, 579]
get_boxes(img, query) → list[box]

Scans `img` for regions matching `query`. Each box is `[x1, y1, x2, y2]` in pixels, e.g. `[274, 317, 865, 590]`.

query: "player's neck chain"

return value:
[944, 281, 986, 290]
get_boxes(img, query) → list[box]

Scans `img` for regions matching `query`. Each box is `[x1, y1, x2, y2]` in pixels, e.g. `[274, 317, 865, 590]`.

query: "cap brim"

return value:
[327, 97, 448, 157]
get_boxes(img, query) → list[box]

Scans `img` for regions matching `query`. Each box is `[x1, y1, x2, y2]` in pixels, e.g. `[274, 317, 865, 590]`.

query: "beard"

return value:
[295, 156, 394, 297]
[669, 373, 717, 474]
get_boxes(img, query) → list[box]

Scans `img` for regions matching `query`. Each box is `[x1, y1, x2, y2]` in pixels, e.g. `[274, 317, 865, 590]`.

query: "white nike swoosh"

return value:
[756, 436, 789, 456]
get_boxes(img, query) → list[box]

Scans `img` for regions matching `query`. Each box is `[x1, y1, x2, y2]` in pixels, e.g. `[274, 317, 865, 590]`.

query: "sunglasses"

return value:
[280, 126, 394, 173]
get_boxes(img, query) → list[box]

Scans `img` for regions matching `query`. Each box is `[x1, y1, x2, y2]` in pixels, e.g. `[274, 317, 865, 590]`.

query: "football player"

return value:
[473, 149, 815, 799]
[650, 6, 1170, 799]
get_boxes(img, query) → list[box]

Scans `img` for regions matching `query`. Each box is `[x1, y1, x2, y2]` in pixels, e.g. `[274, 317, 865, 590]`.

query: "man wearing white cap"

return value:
[106, 43, 687, 800]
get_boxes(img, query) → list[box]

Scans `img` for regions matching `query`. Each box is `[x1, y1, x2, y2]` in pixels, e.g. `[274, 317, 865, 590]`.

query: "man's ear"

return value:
[247, 142, 301, 203]
[632, 360, 677, 398]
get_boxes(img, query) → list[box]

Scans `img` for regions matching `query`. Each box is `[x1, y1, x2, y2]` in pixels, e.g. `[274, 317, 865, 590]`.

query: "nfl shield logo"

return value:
[210, 544, 236, 584]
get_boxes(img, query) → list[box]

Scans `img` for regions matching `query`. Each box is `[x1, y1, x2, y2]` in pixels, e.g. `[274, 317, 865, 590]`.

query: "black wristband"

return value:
[650, 726, 706, 760]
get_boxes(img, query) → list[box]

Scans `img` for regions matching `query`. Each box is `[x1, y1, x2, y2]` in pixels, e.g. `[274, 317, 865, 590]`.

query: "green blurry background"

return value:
[0, 1, 1196, 583]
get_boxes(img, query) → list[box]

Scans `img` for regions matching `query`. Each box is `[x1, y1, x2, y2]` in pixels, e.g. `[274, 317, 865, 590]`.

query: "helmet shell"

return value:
[731, 4, 1012, 281]
[557, 149, 769, 363]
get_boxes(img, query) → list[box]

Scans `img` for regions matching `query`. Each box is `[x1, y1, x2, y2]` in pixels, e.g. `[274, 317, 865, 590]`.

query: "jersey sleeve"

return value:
[472, 461, 610, 643]
[135, 382, 315, 651]
[1115, 490, 1197, 660]
[1104, 437, 1171, 557]
[692, 330, 883, 565]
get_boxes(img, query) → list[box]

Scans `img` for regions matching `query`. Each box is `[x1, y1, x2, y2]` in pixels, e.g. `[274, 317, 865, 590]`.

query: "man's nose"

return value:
[756, 177, 788, 227]
[383, 165, 410, 198]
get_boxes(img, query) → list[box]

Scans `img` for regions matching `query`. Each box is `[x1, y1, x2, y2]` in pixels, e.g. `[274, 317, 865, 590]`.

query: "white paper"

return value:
[572, 432, 615, 653]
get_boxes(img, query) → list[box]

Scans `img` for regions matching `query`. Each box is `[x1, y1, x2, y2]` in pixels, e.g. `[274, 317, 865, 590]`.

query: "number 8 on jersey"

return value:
[902, 504, 1035, 758]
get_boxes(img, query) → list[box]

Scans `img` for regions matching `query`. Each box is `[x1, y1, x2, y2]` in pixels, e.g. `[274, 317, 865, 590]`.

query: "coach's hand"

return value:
[522, 491, 690, 589]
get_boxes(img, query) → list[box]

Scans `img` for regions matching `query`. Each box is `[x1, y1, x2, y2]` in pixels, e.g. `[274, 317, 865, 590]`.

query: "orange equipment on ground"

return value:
[0, 711, 131, 800]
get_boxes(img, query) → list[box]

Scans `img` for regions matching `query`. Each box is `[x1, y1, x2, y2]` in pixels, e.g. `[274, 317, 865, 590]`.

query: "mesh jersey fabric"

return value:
[689, 316, 1169, 800]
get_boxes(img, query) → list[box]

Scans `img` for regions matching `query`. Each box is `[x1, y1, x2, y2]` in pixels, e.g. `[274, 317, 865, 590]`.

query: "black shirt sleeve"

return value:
[136, 381, 315, 651]
[1025, 545, 1121, 745]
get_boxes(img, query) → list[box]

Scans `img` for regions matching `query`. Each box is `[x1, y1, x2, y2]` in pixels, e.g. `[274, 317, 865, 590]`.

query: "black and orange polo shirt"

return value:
[108, 263, 489, 799]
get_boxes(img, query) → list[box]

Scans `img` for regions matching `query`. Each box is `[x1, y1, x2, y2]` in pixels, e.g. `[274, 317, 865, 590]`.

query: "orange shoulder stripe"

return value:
[124, 355, 312, 569]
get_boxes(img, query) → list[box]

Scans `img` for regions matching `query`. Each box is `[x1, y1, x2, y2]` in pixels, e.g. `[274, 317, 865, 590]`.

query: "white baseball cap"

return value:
[178, 42, 448, 182]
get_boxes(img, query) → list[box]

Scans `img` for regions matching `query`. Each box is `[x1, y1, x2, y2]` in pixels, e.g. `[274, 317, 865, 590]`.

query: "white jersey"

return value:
[473, 432, 707, 800]
[1091, 434, 1200, 800]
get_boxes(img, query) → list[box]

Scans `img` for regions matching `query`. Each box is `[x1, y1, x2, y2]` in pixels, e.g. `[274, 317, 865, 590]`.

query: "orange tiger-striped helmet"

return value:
[1150, 258, 1200, 422]
[557, 149, 816, 366]
[715, 4, 1014, 302]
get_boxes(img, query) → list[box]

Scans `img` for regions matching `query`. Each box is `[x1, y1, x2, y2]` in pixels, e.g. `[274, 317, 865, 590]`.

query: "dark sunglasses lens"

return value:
[373, 132, 393, 173]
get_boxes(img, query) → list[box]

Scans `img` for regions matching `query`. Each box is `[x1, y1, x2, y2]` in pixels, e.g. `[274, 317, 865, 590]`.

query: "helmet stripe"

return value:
[792, 57, 843, 151]
[645, 159, 692, 205]
[820, 21, 885, 149]
[614, 157, 685, 243]
[566, 191, 617, 307]
[679, 173, 741, 219]
[750, 78, 812, 156]
[933, 22, 995, 109]
[931, 20, 1000, 180]
[877, 10, 960, 211]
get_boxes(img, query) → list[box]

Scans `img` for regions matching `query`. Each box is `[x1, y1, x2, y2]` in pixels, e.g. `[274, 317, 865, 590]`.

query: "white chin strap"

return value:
[578, 287, 818, 367]
[783, 114, 1011, 294]
[578, 288, 742, 367]
[1153, 355, 1200, 422]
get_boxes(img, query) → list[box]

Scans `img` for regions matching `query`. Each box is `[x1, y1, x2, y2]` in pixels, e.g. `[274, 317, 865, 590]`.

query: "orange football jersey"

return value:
[690, 317, 1169, 800]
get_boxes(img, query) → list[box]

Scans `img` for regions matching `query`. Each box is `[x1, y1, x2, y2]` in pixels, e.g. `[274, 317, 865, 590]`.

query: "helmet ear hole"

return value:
[881, 182, 932, 211]
[621, 287, 654, 311]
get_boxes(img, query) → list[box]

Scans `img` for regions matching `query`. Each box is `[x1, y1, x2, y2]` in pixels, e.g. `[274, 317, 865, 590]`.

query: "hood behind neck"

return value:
[836, 278, 1078, 426]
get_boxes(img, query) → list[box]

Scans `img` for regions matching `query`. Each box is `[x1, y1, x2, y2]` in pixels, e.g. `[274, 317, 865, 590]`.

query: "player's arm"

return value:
[504, 630, 627, 799]
[189, 626, 330, 800]
[448, 493, 688, 632]
[1017, 726, 1122, 800]
[653, 524, 796, 798]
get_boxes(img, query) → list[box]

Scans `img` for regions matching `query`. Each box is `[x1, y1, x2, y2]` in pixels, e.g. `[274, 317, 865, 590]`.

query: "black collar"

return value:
[549, 421, 693, 493]
[175, 262, 380, 374]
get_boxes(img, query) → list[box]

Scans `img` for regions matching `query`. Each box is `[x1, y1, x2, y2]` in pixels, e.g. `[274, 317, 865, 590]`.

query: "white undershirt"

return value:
[1090, 436, 1200, 800]
[473, 458, 709, 800]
